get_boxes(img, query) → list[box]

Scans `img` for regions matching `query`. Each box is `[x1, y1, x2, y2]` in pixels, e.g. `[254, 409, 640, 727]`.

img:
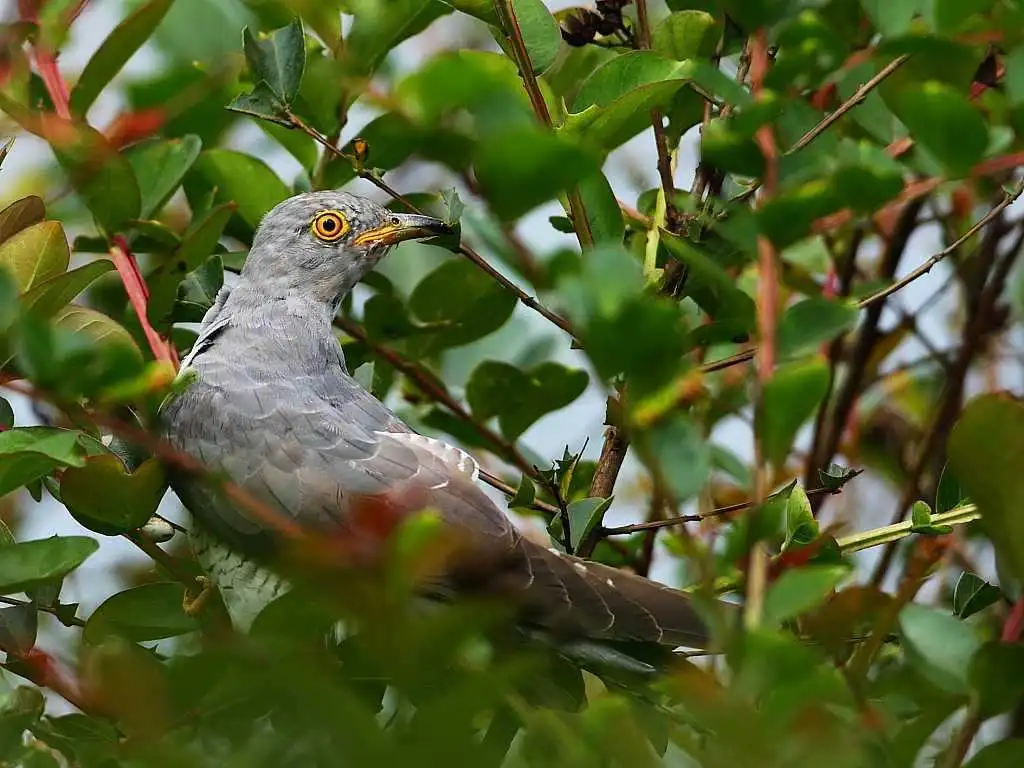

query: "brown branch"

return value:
[493, 0, 593, 247]
[807, 199, 926, 511]
[746, 28, 779, 629]
[601, 478, 859, 535]
[633, 0, 677, 222]
[790, 55, 910, 155]
[478, 468, 561, 517]
[124, 531, 200, 589]
[869, 215, 1022, 586]
[0, 595, 85, 628]
[940, 698, 983, 768]
[730, 53, 910, 205]
[857, 180, 1024, 309]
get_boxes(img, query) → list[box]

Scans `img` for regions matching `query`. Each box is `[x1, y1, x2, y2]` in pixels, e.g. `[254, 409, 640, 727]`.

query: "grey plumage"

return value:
[161, 191, 711, 647]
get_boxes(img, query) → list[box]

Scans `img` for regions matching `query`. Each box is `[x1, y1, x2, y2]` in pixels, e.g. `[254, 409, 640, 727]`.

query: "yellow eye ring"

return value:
[311, 210, 349, 242]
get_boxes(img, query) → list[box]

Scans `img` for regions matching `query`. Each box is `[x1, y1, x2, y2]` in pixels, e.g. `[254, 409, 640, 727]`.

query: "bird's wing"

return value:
[164, 353, 710, 648]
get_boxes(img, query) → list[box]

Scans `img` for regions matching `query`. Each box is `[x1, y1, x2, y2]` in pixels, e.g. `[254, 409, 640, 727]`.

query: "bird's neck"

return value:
[226, 281, 344, 328]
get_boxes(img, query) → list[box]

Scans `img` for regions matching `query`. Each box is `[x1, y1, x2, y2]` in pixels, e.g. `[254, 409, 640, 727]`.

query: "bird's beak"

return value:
[352, 212, 453, 247]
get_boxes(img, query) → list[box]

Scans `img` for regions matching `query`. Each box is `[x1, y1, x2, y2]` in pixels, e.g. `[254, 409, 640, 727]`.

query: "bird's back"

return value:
[162, 290, 711, 647]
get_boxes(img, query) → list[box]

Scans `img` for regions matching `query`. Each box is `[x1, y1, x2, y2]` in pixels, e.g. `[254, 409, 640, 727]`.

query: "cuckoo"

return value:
[160, 191, 713, 650]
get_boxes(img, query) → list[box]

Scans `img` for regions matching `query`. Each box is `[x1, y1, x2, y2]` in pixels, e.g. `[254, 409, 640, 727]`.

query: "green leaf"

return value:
[701, 116, 765, 177]
[889, 82, 988, 176]
[69, 0, 176, 115]
[0, 603, 38, 656]
[21, 260, 115, 319]
[346, 0, 451, 76]
[185, 149, 290, 234]
[60, 456, 167, 536]
[0, 221, 70, 293]
[648, 414, 710, 503]
[466, 360, 589, 441]
[226, 82, 291, 125]
[763, 565, 848, 628]
[83, 582, 199, 645]
[578, 170, 624, 244]
[661, 229, 756, 338]
[441, 0, 498, 24]
[652, 11, 719, 62]
[758, 358, 829, 469]
[0, 427, 87, 498]
[0, 686, 44, 755]
[949, 395, 1024, 581]
[441, 187, 465, 227]
[567, 497, 613, 552]
[1006, 45, 1024, 106]
[125, 135, 202, 219]
[509, 475, 536, 509]
[46, 121, 141, 232]
[860, 0, 926, 37]
[818, 462, 858, 491]
[0, 196, 45, 245]
[935, 462, 969, 515]
[898, 602, 981, 694]
[473, 127, 600, 220]
[242, 18, 305, 103]
[507, 0, 561, 74]
[969, 642, 1024, 718]
[408, 260, 517, 355]
[964, 741, 1024, 768]
[776, 298, 859, 359]
[53, 306, 141, 358]
[565, 52, 697, 151]
[952, 572, 1001, 620]
[784, 485, 818, 549]
[0, 537, 98, 595]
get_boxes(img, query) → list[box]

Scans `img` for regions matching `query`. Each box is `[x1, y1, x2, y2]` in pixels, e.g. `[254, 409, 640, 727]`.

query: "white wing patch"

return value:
[180, 288, 232, 371]
[373, 431, 479, 488]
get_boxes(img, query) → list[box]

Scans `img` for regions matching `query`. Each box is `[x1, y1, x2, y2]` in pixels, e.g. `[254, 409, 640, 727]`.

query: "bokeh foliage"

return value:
[1, 0, 1024, 765]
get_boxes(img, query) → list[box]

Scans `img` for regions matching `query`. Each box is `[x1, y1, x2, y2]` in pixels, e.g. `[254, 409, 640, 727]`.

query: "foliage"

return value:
[0, 0, 1023, 766]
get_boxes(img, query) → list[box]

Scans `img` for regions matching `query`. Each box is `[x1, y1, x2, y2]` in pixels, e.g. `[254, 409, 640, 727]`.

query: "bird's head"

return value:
[241, 190, 452, 304]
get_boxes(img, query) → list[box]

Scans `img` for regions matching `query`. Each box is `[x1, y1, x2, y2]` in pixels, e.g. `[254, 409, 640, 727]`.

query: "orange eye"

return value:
[311, 210, 349, 242]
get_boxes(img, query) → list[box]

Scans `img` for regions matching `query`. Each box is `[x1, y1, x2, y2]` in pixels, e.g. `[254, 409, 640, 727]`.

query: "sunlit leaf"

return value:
[61, 456, 168, 535]
[0, 221, 69, 293]
[0, 537, 99, 595]
[84, 582, 199, 644]
[69, 0, 176, 115]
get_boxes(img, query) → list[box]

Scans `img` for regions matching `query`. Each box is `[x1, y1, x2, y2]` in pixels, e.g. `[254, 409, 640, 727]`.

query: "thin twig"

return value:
[0, 595, 85, 628]
[731, 54, 910, 205]
[633, 0, 677, 225]
[493, 0, 593, 247]
[790, 55, 910, 155]
[868, 215, 1022, 586]
[478, 468, 561, 517]
[124, 531, 201, 590]
[602, 478, 861, 535]
[857, 180, 1024, 309]
[940, 698, 983, 768]
[808, 201, 925, 513]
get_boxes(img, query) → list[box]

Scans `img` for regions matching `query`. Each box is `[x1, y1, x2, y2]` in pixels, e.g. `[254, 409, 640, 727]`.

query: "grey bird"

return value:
[160, 190, 712, 650]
